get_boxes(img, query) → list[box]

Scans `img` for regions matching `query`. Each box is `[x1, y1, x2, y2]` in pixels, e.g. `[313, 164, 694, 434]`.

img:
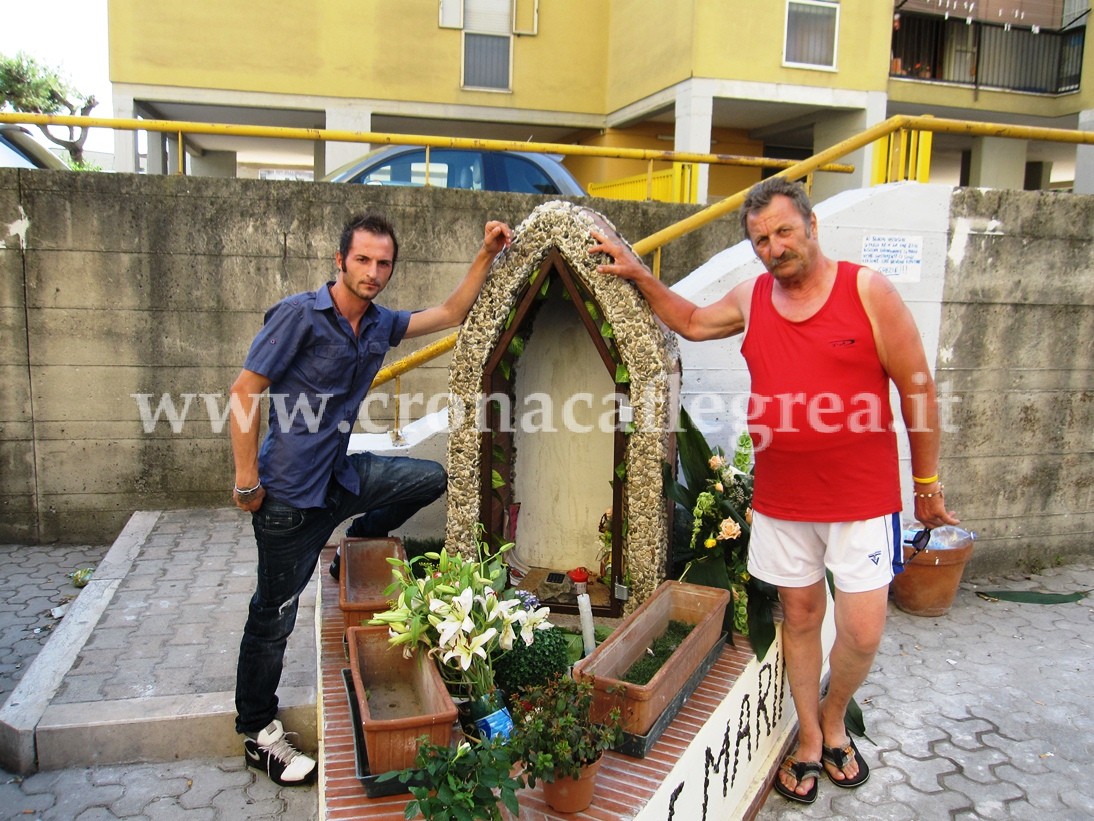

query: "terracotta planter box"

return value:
[573, 580, 730, 736]
[339, 537, 405, 632]
[346, 625, 457, 774]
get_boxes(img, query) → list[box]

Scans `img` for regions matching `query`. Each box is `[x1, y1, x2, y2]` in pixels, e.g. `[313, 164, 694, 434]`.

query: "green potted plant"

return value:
[510, 673, 623, 814]
[369, 525, 554, 738]
[378, 734, 523, 821]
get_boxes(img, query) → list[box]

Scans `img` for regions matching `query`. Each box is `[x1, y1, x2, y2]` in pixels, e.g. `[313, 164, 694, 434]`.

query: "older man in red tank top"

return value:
[591, 177, 959, 805]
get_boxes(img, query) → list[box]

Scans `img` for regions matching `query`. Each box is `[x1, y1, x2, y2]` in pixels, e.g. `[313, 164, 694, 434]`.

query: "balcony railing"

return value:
[891, 12, 1085, 94]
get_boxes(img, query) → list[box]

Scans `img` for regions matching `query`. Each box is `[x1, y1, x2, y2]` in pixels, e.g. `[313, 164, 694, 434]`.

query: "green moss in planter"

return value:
[620, 620, 694, 685]
[494, 625, 571, 697]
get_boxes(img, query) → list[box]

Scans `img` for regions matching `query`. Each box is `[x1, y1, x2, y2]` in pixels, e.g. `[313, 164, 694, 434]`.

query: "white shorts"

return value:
[746, 511, 900, 593]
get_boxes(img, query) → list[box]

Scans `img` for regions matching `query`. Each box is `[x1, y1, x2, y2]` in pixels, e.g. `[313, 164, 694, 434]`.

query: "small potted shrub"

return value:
[378, 734, 523, 821]
[511, 674, 623, 814]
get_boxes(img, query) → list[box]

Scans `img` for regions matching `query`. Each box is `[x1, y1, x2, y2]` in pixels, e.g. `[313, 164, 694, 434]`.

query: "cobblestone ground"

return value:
[0, 543, 109, 704]
[2, 539, 1091, 820]
[756, 562, 1094, 821]
[0, 757, 318, 820]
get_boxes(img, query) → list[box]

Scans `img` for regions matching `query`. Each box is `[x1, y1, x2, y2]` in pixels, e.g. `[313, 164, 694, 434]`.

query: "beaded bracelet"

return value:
[914, 484, 944, 499]
[912, 473, 939, 485]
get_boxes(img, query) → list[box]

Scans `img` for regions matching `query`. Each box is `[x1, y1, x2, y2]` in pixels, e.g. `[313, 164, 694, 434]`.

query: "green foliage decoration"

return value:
[493, 621, 571, 697]
[665, 407, 778, 659]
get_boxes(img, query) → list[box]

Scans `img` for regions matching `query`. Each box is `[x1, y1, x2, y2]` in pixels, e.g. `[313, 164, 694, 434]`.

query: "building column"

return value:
[1074, 109, 1094, 194]
[322, 104, 374, 177]
[968, 136, 1026, 190]
[111, 91, 139, 174]
[811, 91, 886, 203]
[145, 134, 168, 175]
[674, 83, 713, 203]
[165, 134, 184, 175]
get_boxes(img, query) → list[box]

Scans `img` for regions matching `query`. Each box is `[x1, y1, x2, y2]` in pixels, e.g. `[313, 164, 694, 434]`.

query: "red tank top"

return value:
[740, 262, 900, 522]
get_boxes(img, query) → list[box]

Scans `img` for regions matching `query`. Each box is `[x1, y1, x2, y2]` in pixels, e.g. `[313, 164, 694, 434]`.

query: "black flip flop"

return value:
[773, 755, 822, 804]
[822, 736, 870, 788]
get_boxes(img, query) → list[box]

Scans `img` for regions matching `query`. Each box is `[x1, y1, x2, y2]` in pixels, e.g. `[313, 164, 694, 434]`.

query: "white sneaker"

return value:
[244, 719, 317, 786]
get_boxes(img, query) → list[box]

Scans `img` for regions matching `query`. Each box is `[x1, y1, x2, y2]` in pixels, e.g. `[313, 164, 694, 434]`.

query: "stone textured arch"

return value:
[445, 200, 680, 613]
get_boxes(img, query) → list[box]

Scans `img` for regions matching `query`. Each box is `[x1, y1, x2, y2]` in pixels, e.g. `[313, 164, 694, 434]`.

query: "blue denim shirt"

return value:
[243, 283, 411, 508]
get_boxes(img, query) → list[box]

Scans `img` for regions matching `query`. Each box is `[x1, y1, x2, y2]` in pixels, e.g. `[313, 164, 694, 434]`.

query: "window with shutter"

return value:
[784, 0, 839, 69]
[464, 0, 512, 90]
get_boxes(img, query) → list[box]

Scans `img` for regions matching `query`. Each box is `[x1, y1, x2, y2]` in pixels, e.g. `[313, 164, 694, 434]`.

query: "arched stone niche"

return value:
[445, 200, 680, 615]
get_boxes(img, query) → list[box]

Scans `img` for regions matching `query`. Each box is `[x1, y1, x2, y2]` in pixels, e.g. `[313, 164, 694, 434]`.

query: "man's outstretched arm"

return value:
[590, 230, 747, 341]
[405, 220, 512, 339]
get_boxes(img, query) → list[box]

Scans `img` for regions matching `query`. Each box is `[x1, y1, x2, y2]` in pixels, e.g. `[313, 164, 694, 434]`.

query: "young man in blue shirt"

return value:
[228, 213, 511, 786]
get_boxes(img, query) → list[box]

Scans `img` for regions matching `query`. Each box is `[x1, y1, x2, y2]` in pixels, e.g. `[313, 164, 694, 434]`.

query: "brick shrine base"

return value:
[318, 544, 805, 820]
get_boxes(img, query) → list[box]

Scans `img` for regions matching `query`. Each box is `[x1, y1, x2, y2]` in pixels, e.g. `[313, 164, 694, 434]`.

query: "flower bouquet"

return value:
[370, 525, 553, 732]
[666, 408, 777, 658]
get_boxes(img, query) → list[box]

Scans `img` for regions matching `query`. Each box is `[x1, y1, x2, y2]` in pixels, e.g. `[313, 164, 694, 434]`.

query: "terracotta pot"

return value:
[573, 580, 729, 736]
[339, 537, 406, 632]
[542, 756, 602, 814]
[347, 625, 457, 773]
[891, 542, 974, 617]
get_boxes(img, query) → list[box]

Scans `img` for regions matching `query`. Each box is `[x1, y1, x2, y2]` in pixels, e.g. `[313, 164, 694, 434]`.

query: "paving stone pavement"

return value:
[0, 521, 1092, 819]
[0, 543, 109, 706]
[756, 561, 1094, 821]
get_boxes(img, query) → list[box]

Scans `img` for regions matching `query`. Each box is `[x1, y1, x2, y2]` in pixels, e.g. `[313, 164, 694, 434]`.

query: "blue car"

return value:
[323, 144, 584, 196]
[0, 125, 68, 169]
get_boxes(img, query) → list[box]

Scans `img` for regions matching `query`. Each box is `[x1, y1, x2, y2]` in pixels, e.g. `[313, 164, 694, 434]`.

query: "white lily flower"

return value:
[442, 627, 498, 670]
[497, 617, 517, 650]
[435, 612, 465, 648]
[432, 586, 477, 647]
[479, 592, 519, 623]
[519, 606, 553, 644]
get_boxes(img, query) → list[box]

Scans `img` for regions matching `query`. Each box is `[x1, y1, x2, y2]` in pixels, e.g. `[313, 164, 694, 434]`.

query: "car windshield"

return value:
[0, 136, 39, 169]
[351, 149, 483, 189]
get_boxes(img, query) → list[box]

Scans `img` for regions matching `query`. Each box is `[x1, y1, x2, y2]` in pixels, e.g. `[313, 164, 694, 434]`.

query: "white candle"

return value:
[577, 592, 596, 655]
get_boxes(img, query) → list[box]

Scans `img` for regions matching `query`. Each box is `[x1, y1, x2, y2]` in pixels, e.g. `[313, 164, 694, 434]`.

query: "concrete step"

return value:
[0, 509, 318, 774]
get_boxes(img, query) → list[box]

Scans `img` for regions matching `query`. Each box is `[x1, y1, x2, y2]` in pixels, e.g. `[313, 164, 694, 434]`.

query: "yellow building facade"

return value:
[107, 0, 1094, 197]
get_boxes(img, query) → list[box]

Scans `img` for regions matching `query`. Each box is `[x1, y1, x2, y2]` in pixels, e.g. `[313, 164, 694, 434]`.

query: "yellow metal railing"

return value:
[371, 113, 1094, 399]
[587, 162, 700, 204]
[0, 112, 852, 198]
[7, 111, 1092, 428]
[871, 119, 934, 185]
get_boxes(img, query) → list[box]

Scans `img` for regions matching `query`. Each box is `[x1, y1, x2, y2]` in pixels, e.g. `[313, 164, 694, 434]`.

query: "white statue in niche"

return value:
[510, 288, 616, 575]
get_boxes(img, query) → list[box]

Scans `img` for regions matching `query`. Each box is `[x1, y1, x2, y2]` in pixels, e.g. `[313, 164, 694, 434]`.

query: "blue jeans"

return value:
[235, 452, 446, 734]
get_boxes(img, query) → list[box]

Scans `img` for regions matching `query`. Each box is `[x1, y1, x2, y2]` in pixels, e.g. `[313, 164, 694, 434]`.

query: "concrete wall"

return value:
[3, 172, 1091, 575]
[939, 188, 1094, 572]
[0, 169, 737, 544]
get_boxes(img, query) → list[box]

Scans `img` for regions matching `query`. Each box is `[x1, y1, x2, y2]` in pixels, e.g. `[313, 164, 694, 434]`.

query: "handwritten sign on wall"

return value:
[861, 233, 923, 283]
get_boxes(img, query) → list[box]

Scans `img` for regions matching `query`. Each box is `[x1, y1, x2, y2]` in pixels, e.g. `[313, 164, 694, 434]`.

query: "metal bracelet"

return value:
[234, 483, 262, 496]
[914, 483, 945, 499]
